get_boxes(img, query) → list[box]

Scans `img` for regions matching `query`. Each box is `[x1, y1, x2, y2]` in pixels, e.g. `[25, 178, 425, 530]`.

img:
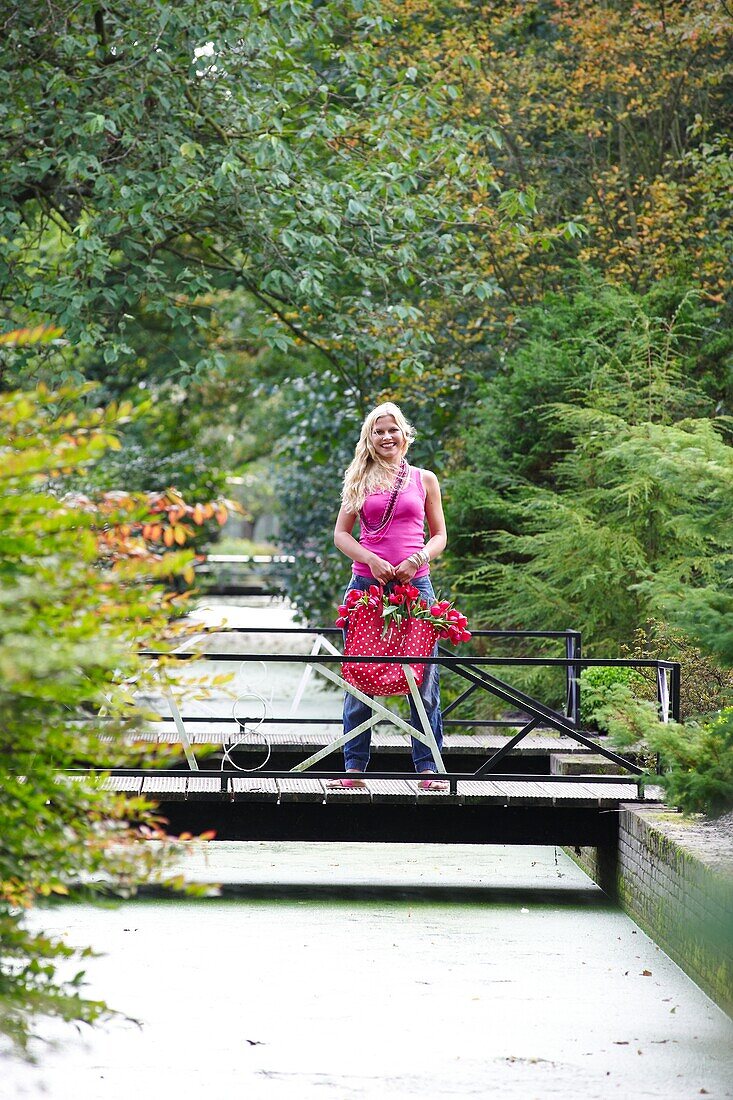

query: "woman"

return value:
[332, 402, 447, 789]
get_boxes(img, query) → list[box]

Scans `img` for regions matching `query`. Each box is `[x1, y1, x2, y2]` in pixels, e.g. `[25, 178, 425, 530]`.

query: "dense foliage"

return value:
[446, 284, 733, 651]
[1, 0, 544, 538]
[619, 620, 733, 723]
[2, 0, 732, 1052]
[0, 381, 220, 1055]
[0, 0, 520, 389]
[586, 686, 733, 818]
[578, 666, 646, 728]
[381, 0, 733, 299]
[274, 1, 733, 633]
[0, 389, 145, 1050]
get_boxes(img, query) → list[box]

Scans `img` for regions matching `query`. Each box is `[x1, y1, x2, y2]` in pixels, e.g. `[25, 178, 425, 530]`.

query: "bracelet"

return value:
[409, 549, 430, 568]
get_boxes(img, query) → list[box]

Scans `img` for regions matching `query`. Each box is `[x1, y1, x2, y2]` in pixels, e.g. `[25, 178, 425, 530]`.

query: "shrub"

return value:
[620, 619, 732, 721]
[444, 284, 733, 663]
[588, 686, 733, 817]
[579, 666, 647, 727]
[0, 383, 217, 1056]
[658, 707, 733, 818]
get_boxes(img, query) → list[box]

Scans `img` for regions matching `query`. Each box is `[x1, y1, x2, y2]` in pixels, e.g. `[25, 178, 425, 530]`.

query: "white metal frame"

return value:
[153, 630, 212, 772]
[289, 633, 445, 774]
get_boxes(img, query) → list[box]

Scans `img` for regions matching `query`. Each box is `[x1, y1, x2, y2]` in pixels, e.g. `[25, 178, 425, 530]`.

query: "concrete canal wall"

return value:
[567, 805, 733, 1017]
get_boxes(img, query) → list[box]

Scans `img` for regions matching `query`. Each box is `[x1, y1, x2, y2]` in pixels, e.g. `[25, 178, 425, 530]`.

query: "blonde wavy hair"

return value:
[341, 402, 416, 513]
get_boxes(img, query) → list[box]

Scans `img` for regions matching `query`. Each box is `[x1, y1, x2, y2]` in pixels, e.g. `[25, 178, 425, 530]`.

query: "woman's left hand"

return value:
[393, 558, 418, 584]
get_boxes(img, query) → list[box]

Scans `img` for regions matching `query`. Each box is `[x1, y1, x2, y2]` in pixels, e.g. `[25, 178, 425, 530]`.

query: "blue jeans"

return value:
[342, 574, 443, 773]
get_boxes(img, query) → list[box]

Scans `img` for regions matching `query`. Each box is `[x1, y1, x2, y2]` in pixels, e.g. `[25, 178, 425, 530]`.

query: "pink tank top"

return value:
[353, 466, 430, 578]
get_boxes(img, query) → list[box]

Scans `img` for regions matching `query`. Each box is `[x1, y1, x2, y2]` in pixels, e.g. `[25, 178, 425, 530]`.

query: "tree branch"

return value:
[169, 235, 362, 391]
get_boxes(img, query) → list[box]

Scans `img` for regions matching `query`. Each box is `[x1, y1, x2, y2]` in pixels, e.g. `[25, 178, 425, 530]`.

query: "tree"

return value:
[0, 366, 222, 1055]
[1, 0, 519, 395]
[378, 0, 733, 300]
[445, 284, 733, 655]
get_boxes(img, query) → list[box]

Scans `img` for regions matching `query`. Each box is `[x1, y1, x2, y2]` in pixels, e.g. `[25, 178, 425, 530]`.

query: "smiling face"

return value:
[370, 414, 405, 463]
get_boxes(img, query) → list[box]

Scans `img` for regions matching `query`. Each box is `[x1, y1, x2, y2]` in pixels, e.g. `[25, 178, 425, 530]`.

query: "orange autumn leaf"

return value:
[0, 324, 64, 346]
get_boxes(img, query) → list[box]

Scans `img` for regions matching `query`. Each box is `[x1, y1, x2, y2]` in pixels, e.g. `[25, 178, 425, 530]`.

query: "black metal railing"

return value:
[136, 626, 680, 793]
[157, 626, 584, 724]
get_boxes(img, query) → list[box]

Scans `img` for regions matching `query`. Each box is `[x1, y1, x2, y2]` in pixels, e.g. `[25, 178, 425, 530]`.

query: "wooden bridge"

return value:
[95, 770, 647, 847]
[73, 621, 679, 847]
[194, 553, 294, 596]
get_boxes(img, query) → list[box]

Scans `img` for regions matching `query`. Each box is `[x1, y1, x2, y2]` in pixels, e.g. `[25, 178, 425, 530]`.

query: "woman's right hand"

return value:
[368, 554, 396, 585]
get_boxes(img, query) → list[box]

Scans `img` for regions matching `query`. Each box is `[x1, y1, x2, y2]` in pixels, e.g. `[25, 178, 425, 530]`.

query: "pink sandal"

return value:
[327, 776, 367, 789]
[418, 776, 448, 791]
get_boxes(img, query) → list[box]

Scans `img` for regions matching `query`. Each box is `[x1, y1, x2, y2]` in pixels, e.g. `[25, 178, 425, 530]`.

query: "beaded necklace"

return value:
[359, 458, 409, 538]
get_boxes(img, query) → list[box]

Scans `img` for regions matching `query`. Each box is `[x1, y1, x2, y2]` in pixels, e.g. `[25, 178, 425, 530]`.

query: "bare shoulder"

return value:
[334, 505, 358, 531]
[419, 468, 441, 492]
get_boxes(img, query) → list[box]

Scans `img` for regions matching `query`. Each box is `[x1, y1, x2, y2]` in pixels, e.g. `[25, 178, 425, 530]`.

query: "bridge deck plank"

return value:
[141, 776, 187, 801]
[100, 775, 142, 794]
[365, 780, 417, 804]
[229, 777, 278, 802]
[407, 779, 460, 804]
[582, 781, 640, 806]
[187, 777, 223, 801]
[324, 783, 371, 803]
[277, 778, 325, 803]
[546, 781, 599, 804]
[457, 781, 513, 803]
[496, 780, 558, 806]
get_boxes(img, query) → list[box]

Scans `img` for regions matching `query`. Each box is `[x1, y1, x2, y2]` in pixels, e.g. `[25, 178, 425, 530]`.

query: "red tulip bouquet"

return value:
[336, 583, 471, 696]
[336, 583, 472, 642]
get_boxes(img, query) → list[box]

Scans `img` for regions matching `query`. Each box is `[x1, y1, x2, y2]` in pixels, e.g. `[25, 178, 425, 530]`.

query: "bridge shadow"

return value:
[137, 881, 614, 907]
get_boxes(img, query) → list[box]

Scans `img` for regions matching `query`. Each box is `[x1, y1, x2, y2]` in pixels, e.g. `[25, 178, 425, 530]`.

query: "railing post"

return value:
[671, 663, 681, 723]
[565, 631, 582, 726]
[656, 666, 671, 724]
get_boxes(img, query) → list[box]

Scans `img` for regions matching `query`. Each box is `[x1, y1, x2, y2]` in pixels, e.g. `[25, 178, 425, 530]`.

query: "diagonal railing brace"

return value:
[473, 717, 542, 777]
[444, 655, 643, 776]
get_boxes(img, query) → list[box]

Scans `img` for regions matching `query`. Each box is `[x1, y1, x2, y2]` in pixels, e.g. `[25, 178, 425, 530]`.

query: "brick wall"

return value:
[567, 805, 733, 1017]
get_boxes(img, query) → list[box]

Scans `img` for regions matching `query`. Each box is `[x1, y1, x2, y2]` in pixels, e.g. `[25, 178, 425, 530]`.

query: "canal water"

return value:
[5, 843, 733, 1100]
[3, 599, 732, 1098]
